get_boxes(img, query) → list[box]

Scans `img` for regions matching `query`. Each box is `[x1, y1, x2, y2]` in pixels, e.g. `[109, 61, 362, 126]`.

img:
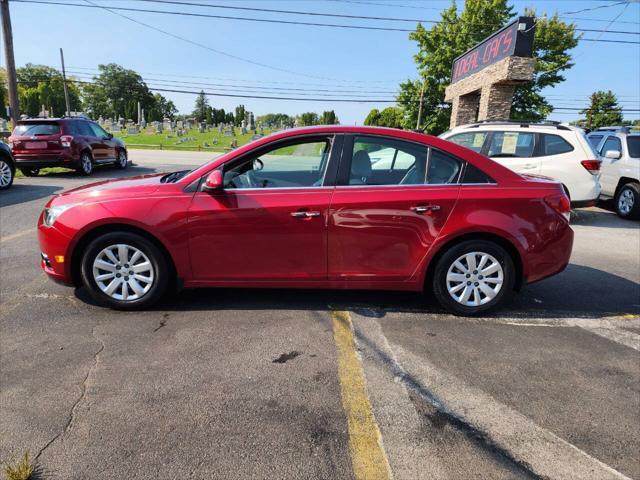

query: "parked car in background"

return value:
[0, 140, 16, 190]
[586, 126, 632, 150]
[588, 129, 640, 220]
[38, 126, 573, 316]
[440, 121, 601, 208]
[9, 117, 128, 177]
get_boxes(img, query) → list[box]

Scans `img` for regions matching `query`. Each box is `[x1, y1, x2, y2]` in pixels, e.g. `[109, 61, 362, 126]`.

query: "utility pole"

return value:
[59, 48, 71, 116]
[1, 0, 20, 124]
[415, 79, 425, 131]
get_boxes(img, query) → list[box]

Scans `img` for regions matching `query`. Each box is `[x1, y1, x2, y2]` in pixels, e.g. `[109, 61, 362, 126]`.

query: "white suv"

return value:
[588, 128, 640, 220]
[440, 121, 601, 207]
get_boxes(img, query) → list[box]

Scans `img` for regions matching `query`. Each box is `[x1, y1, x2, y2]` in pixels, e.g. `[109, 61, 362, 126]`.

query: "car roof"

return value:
[17, 117, 86, 123]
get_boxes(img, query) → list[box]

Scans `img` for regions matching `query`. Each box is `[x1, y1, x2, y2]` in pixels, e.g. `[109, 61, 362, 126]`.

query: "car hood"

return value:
[53, 173, 164, 203]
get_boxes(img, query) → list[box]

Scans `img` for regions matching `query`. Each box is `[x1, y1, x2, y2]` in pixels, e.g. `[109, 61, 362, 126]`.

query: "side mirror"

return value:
[604, 150, 621, 160]
[203, 170, 223, 192]
[106, 133, 113, 140]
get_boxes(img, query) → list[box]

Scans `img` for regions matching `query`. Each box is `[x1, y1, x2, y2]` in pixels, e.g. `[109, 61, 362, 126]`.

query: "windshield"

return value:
[14, 123, 60, 136]
[627, 136, 640, 158]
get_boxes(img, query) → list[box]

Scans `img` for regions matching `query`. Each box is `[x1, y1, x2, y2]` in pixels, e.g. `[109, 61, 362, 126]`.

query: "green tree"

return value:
[82, 64, 155, 121]
[580, 90, 623, 130]
[147, 93, 176, 122]
[16, 64, 82, 117]
[364, 107, 404, 128]
[298, 112, 319, 126]
[192, 90, 209, 122]
[511, 9, 579, 121]
[319, 110, 338, 125]
[398, 1, 579, 134]
[256, 113, 293, 127]
[234, 104, 246, 126]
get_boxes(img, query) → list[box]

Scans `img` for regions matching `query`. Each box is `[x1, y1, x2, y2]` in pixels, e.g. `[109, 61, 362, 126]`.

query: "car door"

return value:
[187, 135, 340, 281]
[328, 135, 460, 283]
[88, 122, 116, 161]
[598, 135, 623, 196]
[484, 130, 540, 174]
[77, 120, 105, 161]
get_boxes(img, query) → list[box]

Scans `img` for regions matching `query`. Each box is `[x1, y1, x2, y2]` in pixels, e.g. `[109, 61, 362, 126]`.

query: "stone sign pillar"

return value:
[444, 17, 536, 129]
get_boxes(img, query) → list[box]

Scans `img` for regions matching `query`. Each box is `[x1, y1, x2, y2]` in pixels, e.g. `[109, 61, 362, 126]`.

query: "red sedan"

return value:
[38, 126, 573, 315]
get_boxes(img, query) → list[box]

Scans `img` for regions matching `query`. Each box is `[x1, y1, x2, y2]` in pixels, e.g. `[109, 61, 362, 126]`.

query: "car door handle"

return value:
[411, 205, 440, 214]
[290, 211, 321, 218]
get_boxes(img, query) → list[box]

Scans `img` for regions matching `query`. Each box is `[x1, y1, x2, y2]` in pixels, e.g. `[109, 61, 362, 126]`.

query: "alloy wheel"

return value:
[618, 188, 634, 215]
[82, 153, 93, 174]
[446, 252, 504, 307]
[92, 244, 155, 301]
[0, 160, 12, 188]
[118, 150, 127, 168]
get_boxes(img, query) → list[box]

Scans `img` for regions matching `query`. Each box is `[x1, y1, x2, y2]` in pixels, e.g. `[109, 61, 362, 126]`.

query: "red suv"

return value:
[9, 117, 128, 176]
[38, 126, 573, 315]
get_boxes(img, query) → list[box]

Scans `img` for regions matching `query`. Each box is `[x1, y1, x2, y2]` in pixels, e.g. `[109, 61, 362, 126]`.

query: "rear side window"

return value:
[427, 150, 462, 184]
[600, 136, 622, 155]
[14, 123, 60, 136]
[462, 163, 495, 184]
[588, 134, 603, 148]
[446, 132, 488, 153]
[487, 132, 535, 158]
[349, 136, 426, 185]
[540, 134, 574, 156]
[627, 137, 640, 158]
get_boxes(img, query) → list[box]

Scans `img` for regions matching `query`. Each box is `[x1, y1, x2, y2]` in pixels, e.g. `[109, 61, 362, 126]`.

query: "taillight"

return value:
[545, 193, 571, 222]
[60, 135, 73, 148]
[580, 160, 601, 174]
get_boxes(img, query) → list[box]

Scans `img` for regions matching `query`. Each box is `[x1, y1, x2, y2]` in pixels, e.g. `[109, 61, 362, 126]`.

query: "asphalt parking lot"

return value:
[1, 151, 639, 480]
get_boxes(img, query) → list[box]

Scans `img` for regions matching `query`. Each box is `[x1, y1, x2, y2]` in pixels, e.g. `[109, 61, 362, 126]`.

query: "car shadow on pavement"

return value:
[571, 207, 640, 229]
[74, 264, 639, 320]
[38, 165, 159, 179]
[0, 184, 62, 208]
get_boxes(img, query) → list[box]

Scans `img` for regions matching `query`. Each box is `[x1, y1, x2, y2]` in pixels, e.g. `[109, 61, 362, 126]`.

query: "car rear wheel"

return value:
[20, 167, 39, 177]
[77, 151, 93, 176]
[615, 183, 640, 220]
[432, 240, 515, 316]
[0, 158, 14, 190]
[114, 149, 128, 169]
[81, 232, 169, 309]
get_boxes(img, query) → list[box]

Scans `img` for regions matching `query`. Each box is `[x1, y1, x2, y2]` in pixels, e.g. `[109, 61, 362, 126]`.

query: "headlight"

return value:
[42, 205, 74, 227]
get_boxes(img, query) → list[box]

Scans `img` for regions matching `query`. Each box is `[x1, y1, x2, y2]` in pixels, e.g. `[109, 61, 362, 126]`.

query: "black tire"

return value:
[432, 239, 515, 316]
[614, 183, 640, 220]
[20, 167, 39, 177]
[77, 151, 94, 176]
[80, 232, 169, 310]
[114, 149, 128, 169]
[0, 157, 14, 190]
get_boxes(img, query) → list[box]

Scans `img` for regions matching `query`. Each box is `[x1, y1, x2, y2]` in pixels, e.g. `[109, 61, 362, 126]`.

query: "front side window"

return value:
[89, 122, 109, 139]
[77, 121, 95, 137]
[540, 134, 574, 156]
[224, 139, 330, 189]
[487, 131, 535, 158]
[446, 132, 488, 153]
[601, 136, 622, 156]
[627, 136, 640, 158]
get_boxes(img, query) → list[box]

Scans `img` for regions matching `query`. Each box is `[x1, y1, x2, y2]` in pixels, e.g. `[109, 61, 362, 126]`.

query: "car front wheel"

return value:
[432, 240, 515, 316]
[81, 232, 169, 309]
[0, 158, 14, 190]
[115, 149, 128, 169]
[615, 183, 640, 220]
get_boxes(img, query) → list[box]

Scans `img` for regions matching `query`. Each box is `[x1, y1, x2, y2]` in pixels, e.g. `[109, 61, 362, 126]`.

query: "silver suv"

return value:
[588, 127, 640, 220]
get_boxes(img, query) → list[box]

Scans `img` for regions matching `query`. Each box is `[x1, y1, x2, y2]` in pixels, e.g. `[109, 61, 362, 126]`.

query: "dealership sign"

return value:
[451, 17, 535, 83]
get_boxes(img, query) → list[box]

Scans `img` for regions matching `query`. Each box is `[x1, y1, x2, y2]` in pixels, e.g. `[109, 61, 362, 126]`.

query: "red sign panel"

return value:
[451, 17, 535, 84]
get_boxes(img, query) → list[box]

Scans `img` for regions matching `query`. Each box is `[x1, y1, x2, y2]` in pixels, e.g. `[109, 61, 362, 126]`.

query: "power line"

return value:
[15, 0, 640, 40]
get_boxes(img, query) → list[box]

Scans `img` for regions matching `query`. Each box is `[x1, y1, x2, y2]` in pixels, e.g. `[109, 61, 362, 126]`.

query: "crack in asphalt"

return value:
[34, 324, 105, 462]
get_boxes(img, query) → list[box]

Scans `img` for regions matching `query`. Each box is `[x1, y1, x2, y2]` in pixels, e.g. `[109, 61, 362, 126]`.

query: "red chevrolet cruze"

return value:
[38, 126, 573, 315]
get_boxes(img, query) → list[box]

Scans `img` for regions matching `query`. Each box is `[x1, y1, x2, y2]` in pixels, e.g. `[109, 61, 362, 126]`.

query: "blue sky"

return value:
[5, 0, 640, 124]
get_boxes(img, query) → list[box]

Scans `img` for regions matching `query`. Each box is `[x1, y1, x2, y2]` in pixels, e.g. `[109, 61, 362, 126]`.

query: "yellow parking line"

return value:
[0, 228, 36, 243]
[331, 309, 391, 480]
